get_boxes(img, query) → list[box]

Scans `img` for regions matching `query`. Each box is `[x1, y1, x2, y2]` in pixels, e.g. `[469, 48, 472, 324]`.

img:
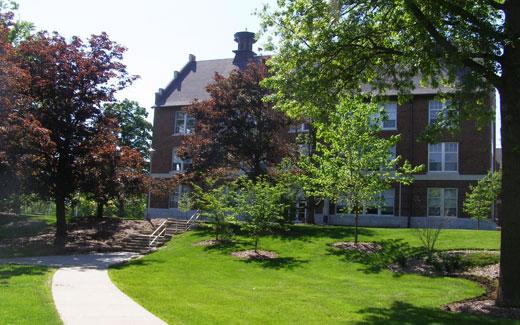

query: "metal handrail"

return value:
[149, 227, 167, 246]
[149, 219, 168, 246]
[185, 211, 201, 231]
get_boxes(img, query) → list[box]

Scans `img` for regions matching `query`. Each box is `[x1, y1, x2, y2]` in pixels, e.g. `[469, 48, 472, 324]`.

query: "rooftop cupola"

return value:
[233, 31, 257, 68]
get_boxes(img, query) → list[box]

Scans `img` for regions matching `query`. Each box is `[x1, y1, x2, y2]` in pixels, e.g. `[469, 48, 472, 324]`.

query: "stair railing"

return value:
[186, 211, 201, 230]
[149, 219, 168, 247]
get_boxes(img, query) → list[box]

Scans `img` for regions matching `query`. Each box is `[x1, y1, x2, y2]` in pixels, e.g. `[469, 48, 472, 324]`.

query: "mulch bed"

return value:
[193, 239, 233, 247]
[231, 250, 278, 260]
[386, 249, 519, 320]
[332, 242, 381, 254]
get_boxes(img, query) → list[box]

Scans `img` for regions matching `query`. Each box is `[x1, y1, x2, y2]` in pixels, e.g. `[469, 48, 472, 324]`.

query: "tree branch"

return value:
[403, 0, 502, 89]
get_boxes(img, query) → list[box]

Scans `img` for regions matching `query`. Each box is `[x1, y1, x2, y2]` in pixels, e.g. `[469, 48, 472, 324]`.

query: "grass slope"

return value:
[0, 264, 61, 324]
[110, 225, 508, 324]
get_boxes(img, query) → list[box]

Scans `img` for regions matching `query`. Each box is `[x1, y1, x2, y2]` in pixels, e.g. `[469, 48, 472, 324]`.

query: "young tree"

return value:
[182, 179, 237, 241]
[464, 171, 501, 230]
[16, 31, 135, 238]
[262, 0, 520, 307]
[179, 62, 290, 181]
[235, 177, 288, 252]
[297, 97, 421, 244]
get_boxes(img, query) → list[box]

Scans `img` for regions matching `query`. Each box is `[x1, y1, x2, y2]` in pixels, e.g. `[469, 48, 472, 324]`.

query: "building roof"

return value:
[155, 58, 240, 108]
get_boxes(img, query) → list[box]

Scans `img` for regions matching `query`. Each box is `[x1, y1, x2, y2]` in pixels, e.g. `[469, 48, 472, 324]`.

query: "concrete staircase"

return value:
[120, 217, 199, 254]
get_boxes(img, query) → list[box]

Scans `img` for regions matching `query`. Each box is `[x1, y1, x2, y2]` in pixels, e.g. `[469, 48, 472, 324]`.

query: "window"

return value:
[366, 189, 395, 216]
[289, 122, 309, 133]
[427, 188, 458, 217]
[169, 185, 191, 209]
[174, 111, 195, 134]
[336, 189, 395, 216]
[380, 102, 397, 130]
[171, 147, 192, 172]
[428, 142, 458, 172]
[429, 100, 450, 124]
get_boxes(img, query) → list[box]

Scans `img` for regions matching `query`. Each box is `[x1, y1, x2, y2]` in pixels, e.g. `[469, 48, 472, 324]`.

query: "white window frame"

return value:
[428, 100, 450, 125]
[171, 147, 192, 173]
[380, 102, 397, 130]
[169, 185, 191, 209]
[174, 111, 195, 135]
[289, 122, 309, 133]
[365, 189, 395, 216]
[427, 188, 458, 217]
[336, 189, 395, 216]
[428, 142, 458, 172]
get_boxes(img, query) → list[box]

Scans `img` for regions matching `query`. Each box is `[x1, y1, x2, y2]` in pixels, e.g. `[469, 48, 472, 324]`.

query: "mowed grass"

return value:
[109, 225, 508, 324]
[0, 264, 61, 325]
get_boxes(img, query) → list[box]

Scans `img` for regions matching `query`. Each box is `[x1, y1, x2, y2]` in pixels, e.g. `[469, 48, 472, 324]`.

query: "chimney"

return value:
[233, 31, 257, 69]
[188, 54, 196, 62]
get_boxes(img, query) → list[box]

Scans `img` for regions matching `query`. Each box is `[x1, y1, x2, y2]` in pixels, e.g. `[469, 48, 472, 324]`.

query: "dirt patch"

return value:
[0, 216, 162, 257]
[332, 242, 381, 254]
[193, 239, 233, 247]
[388, 258, 437, 275]
[231, 250, 278, 260]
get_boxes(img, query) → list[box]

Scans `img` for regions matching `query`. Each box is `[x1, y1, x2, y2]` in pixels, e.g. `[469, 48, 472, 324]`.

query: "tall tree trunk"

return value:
[117, 196, 125, 218]
[55, 192, 67, 240]
[96, 201, 104, 219]
[306, 196, 315, 224]
[497, 2, 520, 306]
[354, 212, 359, 244]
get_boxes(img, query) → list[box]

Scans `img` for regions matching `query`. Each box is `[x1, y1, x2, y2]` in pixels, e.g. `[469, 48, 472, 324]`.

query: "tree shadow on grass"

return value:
[272, 224, 376, 243]
[328, 239, 420, 274]
[355, 301, 507, 325]
[239, 256, 309, 270]
[0, 264, 49, 282]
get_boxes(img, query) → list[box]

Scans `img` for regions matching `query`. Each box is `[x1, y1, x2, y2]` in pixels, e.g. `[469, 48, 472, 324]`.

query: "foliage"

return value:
[0, 10, 51, 213]
[181, 179, 237, 241]
[296, 97, 422, 243]
[14, 31, 136, 236]
[179, 62, 291, 180]
[0, 1, 34, 45]
[464, 171, 501, 230]
[235, 177, 289, 251]
[79, 117, 148, 218]
[104, 99, 152, 161]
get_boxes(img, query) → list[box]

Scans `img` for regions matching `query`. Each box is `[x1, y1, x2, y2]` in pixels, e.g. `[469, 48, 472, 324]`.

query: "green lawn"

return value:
[109, 225, 509, 324]
[0, 264, 61, 324]
[0, 214, 55, 240]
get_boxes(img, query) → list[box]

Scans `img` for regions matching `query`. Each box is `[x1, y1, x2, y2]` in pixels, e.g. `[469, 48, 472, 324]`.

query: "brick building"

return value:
[147, 31, 496, 229]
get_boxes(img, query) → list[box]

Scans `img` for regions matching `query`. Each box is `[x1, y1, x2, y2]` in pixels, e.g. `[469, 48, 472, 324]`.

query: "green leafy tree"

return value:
[0, 1, 34, 45]
[464, 171, 501, 230]
[182, 179, 237, 241]
[297, 97, 421, 243]
[261, 0, 520, 307]
[235, 177, 288, 252]
[104, 99, 152, 161]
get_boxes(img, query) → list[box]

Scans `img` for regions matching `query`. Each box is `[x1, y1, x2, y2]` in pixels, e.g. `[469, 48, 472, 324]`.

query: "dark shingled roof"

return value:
[155, 58, 240, 108]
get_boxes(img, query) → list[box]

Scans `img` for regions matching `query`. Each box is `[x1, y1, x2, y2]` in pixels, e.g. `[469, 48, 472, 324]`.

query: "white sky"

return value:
[13, 0, 501, 147]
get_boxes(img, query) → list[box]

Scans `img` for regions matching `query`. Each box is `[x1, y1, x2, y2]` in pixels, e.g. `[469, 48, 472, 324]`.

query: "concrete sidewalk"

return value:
[0, 253, 167, 325]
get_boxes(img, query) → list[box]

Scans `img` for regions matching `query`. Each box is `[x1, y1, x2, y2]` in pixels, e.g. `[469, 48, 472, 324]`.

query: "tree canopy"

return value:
[261, 0, 520, 308]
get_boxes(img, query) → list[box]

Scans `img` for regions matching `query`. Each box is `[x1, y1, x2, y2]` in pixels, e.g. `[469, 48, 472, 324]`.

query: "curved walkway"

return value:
[0, 253, 167, 325]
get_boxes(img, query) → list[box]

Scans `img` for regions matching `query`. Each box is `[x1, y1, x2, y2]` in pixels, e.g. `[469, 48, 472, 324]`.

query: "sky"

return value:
[13, 0, 276, 118]
[12, 0, 501, 147]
